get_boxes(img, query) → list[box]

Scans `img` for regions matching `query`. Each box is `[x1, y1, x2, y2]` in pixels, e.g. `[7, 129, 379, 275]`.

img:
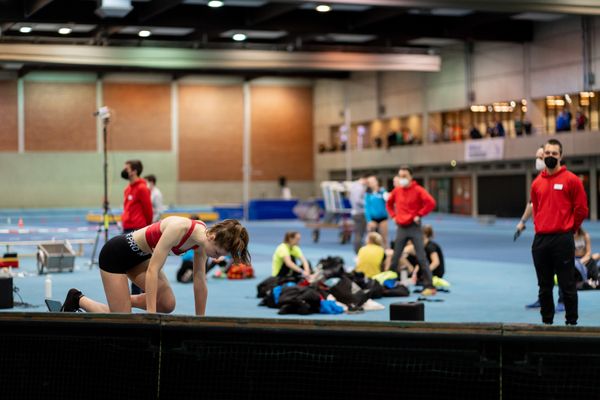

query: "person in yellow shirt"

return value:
[355, 232, 390, 278]
[272, 231, 312, 277]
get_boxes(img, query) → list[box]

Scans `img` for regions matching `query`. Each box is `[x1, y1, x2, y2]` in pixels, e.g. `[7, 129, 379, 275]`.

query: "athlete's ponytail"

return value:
[208, 219, 250, 265]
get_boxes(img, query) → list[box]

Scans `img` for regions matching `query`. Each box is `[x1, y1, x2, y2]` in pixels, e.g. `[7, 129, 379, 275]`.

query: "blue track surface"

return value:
[1, 210, 600, 326]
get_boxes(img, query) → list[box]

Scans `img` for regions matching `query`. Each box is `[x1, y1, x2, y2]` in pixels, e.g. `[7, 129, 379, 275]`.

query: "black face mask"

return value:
[544, 156, 558, 169]
[121, 169, 130, 180]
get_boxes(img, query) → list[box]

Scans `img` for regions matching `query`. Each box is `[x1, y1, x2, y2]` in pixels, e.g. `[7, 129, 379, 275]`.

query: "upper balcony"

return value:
[316, 130, 600, 172]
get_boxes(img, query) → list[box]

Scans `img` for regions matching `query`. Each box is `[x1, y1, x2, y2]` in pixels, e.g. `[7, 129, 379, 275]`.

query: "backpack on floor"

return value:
[277, 286, 322, 315]
[315, 256, 346, 278]
[381, 282, 409, 297]
[227, 263, 255, 280]
[257, 276, 280, 298]
[349, 272, 383, 299]
[328, 275, 372, 311]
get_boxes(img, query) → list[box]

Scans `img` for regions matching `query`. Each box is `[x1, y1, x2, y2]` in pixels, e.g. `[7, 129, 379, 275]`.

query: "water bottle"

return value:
[45, 274, 52, 299]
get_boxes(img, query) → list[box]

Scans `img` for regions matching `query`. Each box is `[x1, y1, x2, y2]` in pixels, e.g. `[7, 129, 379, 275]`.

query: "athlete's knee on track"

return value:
[157, 295, 176, 313]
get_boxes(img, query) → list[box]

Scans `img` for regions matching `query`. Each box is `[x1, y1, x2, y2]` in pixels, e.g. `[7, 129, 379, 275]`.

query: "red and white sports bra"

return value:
[144, 219, 206, 255]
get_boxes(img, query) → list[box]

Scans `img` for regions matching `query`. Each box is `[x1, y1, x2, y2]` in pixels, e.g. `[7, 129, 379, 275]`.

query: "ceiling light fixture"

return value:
[208, 0, 224, 7]
[58, 27, 72, 35]
[138, 30, 151, 37]
[316, 4, 331, 12]
[232, 33, 247, 41]
[19, 26, 33, 33]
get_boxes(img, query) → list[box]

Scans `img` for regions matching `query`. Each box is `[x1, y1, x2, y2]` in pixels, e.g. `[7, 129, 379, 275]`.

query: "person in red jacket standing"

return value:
[121, 159, 153, 294]
[386, 166, 437, 295]
[531, 139, 588, 325]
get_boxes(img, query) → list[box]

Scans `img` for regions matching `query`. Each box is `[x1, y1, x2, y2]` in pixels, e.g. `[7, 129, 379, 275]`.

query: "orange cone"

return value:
[18, 218, 23, 227]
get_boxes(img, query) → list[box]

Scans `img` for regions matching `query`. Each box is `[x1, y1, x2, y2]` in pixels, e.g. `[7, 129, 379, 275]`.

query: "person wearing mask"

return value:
[530, 139, 588, 325]
[272, 231, 311, 278]
[519, 147, 566, 310]
[522, 148, 569, 310]
[386, 166, 437, 296]
[348, 175, 368, 254]
[121, 160, 153, 295]
[144, 174, 165, 223]
[365, 174, 389, 249]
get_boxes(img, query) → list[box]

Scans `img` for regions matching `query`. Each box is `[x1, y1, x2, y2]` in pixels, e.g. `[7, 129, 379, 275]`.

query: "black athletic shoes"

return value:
[60, 288, 83, 312]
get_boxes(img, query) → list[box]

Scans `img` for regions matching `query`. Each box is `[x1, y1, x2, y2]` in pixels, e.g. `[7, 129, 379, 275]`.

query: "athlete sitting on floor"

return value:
[60, 216, 249, 316]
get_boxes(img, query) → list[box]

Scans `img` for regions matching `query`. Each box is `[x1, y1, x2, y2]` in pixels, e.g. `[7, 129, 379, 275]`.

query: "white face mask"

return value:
[535, 158, 545, 171]
[399, 178, 410, 187]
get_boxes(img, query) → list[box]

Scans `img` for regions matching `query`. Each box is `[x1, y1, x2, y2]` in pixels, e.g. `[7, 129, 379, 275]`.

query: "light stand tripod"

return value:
[90, 107, 117, 267]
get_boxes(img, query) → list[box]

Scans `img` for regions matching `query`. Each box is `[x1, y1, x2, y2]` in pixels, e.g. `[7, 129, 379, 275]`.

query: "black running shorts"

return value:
[99, 233, 151, 274]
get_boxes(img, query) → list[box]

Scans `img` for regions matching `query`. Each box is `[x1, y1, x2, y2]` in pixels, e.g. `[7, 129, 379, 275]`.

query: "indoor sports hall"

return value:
[1, 0, 600, 398]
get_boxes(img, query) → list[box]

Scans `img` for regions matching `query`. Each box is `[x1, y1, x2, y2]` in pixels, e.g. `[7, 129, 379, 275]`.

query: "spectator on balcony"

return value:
[427, 129, 440, 143]
[494, 119, 505, 137]
[556, 109, 572, 132]
[576, 110, 587, 131]
[515, 118, 524, 136]
[469, 125, 483, 139]
[523, 118, 533, 135]
[442, 124, 452, 142]
[387, 131, 397, 148]
[486, 122, 495, 137]
[374, 136, 383, 148]
[403, 128, 415, 145]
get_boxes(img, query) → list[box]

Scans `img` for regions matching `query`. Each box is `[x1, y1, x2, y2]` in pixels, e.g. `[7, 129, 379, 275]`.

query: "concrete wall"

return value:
[425, 45, 468, 112]
[0, 152, 177, 208]
[530, 16, 584, 97]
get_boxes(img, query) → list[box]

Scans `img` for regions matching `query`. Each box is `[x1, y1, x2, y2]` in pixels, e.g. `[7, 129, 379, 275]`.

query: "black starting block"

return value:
[390, 301, 424, 321]
[0, 276, 13, 309]
[45, 299, 62, 312]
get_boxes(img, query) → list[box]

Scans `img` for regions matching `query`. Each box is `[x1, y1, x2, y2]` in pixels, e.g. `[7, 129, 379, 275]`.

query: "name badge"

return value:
[553, 184, 563, 190]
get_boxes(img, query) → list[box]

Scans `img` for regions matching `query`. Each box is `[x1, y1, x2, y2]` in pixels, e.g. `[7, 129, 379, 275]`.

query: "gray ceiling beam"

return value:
[284, 0, 600, 15]
[0, 43, 441, 72]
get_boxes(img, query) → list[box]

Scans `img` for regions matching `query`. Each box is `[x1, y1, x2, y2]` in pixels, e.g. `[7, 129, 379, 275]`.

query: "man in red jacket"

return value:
[121, 159, 153, 294]
[386, 166, 437, 295]
[531, 139, 588, 325]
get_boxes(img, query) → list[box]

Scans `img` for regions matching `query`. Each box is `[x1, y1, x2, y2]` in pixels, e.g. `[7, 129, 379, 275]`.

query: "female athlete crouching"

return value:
[61, 217, 249, 315]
